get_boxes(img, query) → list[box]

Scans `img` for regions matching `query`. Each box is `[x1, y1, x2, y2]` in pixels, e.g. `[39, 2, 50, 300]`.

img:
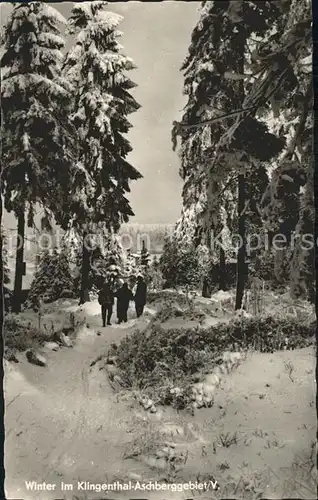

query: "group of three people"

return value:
[98, 275, 147, 327]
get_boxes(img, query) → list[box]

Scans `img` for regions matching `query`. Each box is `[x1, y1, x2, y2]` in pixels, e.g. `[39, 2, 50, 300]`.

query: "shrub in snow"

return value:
[106, 314, 315, 409]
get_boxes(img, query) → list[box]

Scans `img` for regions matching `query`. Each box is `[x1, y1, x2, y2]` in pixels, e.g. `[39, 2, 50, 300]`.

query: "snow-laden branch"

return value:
[172, 65, 288, 149]
[282, 80, 312, 161]
[223, 71, 256, 81]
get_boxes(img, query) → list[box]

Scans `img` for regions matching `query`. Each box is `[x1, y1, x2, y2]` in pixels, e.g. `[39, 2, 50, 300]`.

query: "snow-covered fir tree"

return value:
[61, 227, 83, 269]
[140, 240, 150, 268]
[257, 0, 312, 296]
[103, 233, 124, 287]
[63, 2, 142, 303]
[172, 1, 287, 304]
[26, 248, 74, 309]
[122, 248, 139, 282]
[1, 2, 78, 312]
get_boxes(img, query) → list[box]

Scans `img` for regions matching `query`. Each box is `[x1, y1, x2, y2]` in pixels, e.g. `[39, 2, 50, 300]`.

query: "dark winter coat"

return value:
[115, 284, 134, 311]
[135, 281, 147, 306]
[98, 284, 114, 306]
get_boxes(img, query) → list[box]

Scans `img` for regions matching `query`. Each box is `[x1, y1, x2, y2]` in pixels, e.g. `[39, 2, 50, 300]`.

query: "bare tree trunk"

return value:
[0, 190, 5, 500]
[202, 228, 212, 297]
[234, 18, 248, 310]
[202, 278, 212, 298]
[0, 196, 5, 319]
[219, 246, 226, 291]
[235, 174, 247, 309]
[12, 210, 25, 313]
[79, 231, 90, 305]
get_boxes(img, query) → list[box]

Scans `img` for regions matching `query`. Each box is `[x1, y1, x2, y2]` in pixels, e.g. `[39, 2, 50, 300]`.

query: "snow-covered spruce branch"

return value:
[282, 80, 312, 161]
[172, 65, 288, 153]
[210, 67, 289, 157]
[223, 70, 260, 81]
[172, 104, 256, 133]
[259, 82, 312, 210]
[201, 175, 238, 209]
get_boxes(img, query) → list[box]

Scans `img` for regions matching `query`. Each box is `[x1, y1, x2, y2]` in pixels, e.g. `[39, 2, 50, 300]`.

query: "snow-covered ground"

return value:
[4, 296, 316, 499]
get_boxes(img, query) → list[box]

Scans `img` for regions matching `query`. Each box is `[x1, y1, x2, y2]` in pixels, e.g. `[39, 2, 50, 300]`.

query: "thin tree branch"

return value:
[174, 67, 289, 133]
[174, 104, 257, 131]
[218, 175, 238, 197]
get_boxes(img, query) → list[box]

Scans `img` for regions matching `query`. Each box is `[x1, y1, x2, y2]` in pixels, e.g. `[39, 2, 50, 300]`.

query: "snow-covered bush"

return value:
[107, 314, 315, 409]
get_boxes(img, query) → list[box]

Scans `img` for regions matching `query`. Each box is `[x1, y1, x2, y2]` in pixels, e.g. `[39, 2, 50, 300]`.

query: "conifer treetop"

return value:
[63, 1, 142, 233]
[1, 2, 78, 228]
[1, 3, 70, 99]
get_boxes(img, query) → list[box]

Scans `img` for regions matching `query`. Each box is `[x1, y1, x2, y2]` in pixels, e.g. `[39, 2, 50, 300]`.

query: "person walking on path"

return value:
[115, 281, 134, 324]
[134, 275, 147, 318]
[98, 281, 114, 327]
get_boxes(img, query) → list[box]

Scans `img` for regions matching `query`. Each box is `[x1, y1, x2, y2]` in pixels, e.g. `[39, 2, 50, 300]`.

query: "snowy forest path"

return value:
[4, 299, 316, 500]
[4, 301, 144, 500]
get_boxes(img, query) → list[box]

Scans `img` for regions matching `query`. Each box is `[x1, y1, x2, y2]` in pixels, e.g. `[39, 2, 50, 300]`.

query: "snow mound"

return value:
[212, 290, 233, 302]
[79, 301, 101, 317]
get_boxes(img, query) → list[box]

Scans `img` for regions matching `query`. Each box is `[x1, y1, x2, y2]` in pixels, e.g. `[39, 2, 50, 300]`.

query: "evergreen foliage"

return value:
[140, 241, 150, 268]
[1, 2, 79, 312]
[104, 235, 124, 287]
[63, 2, 142, 302]
[160, 236, 202, 290]
[1, 2, 77, 228]
[108, 314, 315, 407]
[63, 2, 142, 230]
[171, 1, 285, 301]
[122, 249, 139, 283]
[171, 0, 312, 301]
[146, 259, 164, 292]
[258, 0, 313, 295]
[1, 1, 312, 308]
[289, 155, 315, 302]
[26, 249, 74, 309]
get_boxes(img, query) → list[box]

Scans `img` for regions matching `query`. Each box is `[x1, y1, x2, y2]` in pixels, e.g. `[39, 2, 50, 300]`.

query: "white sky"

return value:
[0, 2, 200, 227]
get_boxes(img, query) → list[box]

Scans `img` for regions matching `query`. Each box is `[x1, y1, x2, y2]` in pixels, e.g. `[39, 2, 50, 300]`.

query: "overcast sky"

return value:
[1, 2, 200, 227]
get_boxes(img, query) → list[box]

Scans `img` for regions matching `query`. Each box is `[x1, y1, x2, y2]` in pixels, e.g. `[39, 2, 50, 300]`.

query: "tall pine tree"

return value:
[140, 240, 150, 268]
[1, 2, 78, 312]
[63, 2, 142, 304]
[258, 0, 313, 297]
[172, 1, 286, 307]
